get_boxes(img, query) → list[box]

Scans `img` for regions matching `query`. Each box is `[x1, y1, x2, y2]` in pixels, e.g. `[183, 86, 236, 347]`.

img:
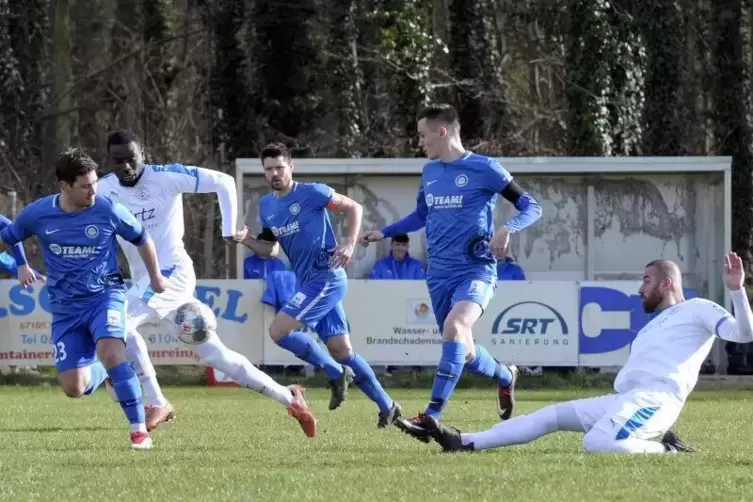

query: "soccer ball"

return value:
[173, 301, 217, 345]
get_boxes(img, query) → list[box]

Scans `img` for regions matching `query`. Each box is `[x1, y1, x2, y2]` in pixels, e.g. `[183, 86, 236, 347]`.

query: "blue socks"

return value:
[425, 341, 466, 418]
[83, 360, 108, 395]
[338, 352, 393, 412]
[276, 332, 344, 380]
[466, 344, 512, 387]
[107, 361, 145, 426]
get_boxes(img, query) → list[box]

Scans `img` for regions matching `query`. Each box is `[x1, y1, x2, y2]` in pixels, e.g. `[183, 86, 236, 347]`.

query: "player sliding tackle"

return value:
[239, 143, 401, 427]
[422, 255, 752, 454]
[361, 104, 542, 441]
[0, 149, 166, 449]
[97, 130, 316, 437]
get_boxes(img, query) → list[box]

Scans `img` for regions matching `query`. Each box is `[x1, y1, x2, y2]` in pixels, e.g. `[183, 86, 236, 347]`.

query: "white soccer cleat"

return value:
[130, 431, 153, 450]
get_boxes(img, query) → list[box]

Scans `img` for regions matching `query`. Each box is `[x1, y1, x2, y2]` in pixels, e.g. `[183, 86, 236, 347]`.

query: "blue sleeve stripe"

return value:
[152, 164, 199, 192]
[715, 317, 729, 338]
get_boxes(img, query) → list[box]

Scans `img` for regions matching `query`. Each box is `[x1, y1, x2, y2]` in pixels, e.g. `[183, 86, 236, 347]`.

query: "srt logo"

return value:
[133, 208, 156, 222]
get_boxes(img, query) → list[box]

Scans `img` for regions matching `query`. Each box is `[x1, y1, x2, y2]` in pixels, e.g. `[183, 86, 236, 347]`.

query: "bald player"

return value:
[419, 253, 753, 454]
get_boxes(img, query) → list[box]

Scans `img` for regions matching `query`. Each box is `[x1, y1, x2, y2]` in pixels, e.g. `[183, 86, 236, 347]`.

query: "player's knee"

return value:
[326, 336, 352, 360]
[268, 314, 298, 341]
[96, 337, 126, 367]
[582, 428, 625, 453]
[441, 318, 467, 341]
[58, 375, 88, 398]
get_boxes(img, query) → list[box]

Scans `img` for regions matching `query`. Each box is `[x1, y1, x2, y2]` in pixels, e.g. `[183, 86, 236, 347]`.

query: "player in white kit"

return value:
[420, 253, 753, 454]
[97, 129, 317, 437]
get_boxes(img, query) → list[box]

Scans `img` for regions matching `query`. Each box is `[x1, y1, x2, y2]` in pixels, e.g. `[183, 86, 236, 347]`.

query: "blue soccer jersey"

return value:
[0, 194, 147, 315]
[257, 182, 345, 285]
[416, 153, 513, 277]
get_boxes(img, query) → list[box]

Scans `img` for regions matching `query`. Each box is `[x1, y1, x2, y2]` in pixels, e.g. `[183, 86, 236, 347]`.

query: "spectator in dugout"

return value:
[368, 233, 426, 376]
[496, 254, 526, 280]
[368, 233, 426, 280]
[243, 232, 287, 279]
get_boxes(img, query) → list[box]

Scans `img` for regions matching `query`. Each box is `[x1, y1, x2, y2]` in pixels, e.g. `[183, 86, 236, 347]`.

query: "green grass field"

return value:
[0, 386, 751, 501]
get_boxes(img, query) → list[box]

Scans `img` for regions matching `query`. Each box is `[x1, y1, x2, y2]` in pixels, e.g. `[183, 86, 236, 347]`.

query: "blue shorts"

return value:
[50, 297, 127, 373]
[280, 278, 349, 340]
[426, 274, 496, 332]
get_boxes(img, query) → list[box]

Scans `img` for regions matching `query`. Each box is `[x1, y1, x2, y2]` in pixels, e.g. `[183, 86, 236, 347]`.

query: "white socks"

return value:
[194, 333, 293, 407]
[124, 327, 168, 407]
[461, 404, 571, 450]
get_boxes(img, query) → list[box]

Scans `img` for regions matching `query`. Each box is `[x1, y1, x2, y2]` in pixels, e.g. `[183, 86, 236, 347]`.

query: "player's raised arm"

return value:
[109, 200, 166, 294]
[360, 183, 428, 246]
[239, 206, 280, 258]
[317, 185, 361, 268]
[193, 168, 240, 241]
[487, 159, 542, 257]
[0, 210, 37, 287]
[699, 251, 753, 343]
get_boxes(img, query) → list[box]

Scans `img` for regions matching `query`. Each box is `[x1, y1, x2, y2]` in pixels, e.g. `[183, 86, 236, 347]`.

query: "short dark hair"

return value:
[260, 142, 291, 163]
[55, 148, 98, 185]
[106, 129, 141, 150]
[392, 234, 410, 244]
[416, 104, 460, 129]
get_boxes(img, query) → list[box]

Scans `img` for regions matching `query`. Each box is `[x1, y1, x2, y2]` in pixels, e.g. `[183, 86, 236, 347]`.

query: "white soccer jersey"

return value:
[614, 290, 753, 401]
[97, 163, 238, 282]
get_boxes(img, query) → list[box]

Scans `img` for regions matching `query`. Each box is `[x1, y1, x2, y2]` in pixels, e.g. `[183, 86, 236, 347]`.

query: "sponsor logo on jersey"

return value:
[271, 221, 300, 237]
[48, 243, 98, 258]
[425, 193, 463, 209]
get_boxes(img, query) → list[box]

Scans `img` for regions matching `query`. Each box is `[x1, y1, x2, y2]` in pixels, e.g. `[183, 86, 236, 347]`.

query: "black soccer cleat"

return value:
[378, 401, 402, 428]
[497, 364, 519, 420]
[423, 414, 474, 453]
[328, 366, 354, 411]
[661, 430, 697, 453]
[395, 413, 433, 443]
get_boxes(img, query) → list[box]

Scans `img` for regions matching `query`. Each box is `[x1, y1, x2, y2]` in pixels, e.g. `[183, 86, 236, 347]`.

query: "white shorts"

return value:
[125, 264, 197, 327]
[570, 389, 685, 441]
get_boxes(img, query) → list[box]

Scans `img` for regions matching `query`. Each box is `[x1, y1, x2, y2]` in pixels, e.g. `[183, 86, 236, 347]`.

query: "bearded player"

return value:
[422, 255, 750, 454]
[361, 104, 542, 440]
[239, 142, 400, 427]
[97, 130, 316, 437]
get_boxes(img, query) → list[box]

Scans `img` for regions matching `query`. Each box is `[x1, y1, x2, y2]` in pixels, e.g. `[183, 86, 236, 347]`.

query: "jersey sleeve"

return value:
[152, 164, 201, 195]
[110, 200, 148, 246]
[484, 159, 513, 193]
[700, 293, 753, 342]
[309, 183, 336, 208]
[0, 205, 35, 246]
[255, 201, 277, 242]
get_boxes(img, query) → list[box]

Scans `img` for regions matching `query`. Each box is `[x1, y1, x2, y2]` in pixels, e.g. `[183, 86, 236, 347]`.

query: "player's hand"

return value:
[359, 230, 384, 247]
[490, 227, 511, 259]
[150, 275, 168, 294]
[330, 240, 355, 269]
[17, 265, 36, 289]
[224, 227, 247, 243]
[724, 251, 745, 291]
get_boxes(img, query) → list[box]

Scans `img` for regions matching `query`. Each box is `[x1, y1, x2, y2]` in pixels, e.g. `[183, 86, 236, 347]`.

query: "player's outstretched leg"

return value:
[327, 335, 402, 427]
[190, 328, 317, 437]
[116, 325, 175, 431]
[464, 344, 518, 419]
[427, 401, 585, 452]
[269, 313, 351, 410]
